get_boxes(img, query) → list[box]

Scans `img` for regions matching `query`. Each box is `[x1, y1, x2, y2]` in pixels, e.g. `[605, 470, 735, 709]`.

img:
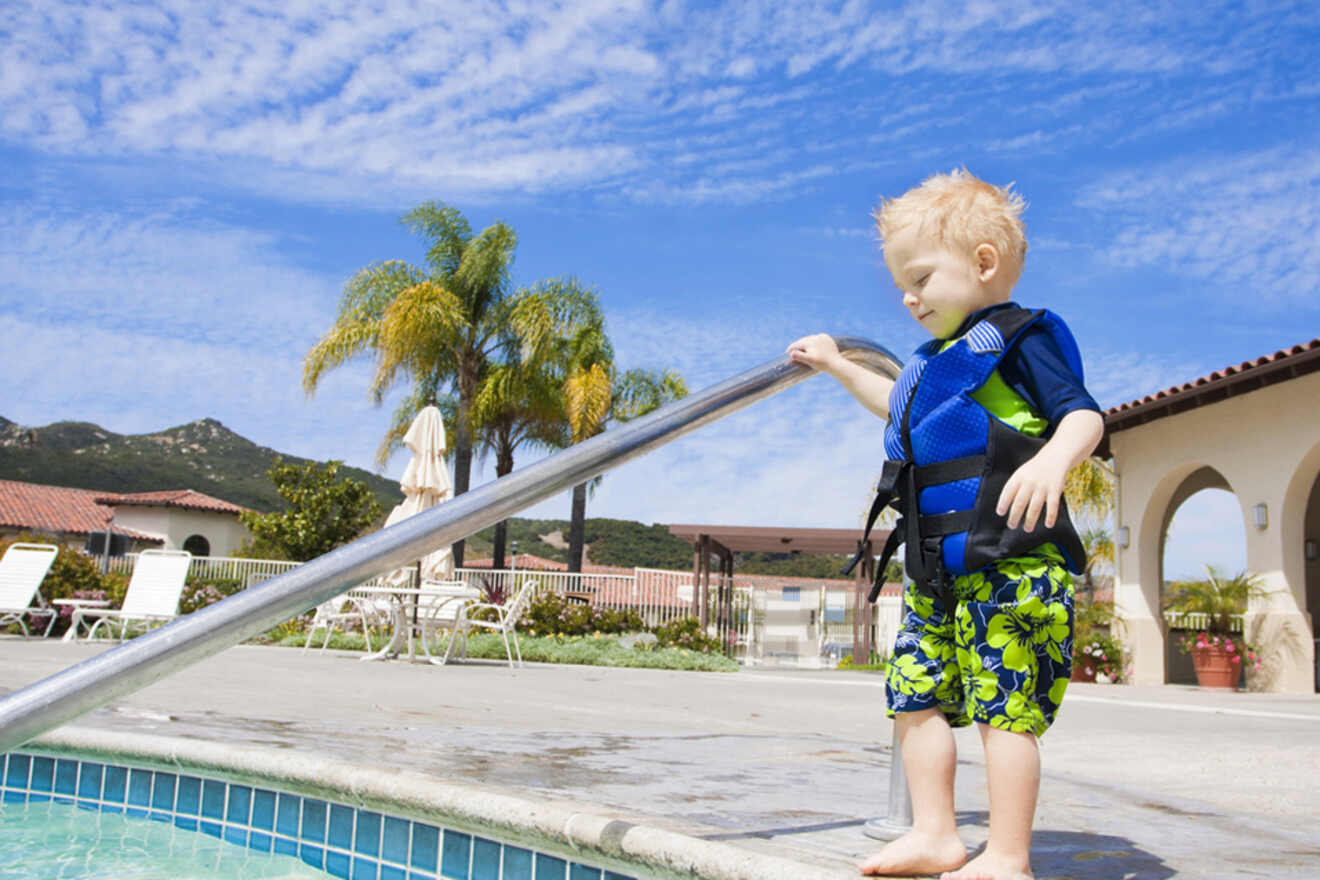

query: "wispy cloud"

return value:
[4, 1, 1314, 206]
[1078, 146, 1320, 302]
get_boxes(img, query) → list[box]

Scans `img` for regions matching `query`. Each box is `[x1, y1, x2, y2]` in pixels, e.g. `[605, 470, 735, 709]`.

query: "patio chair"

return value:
[70, 549, 192, 642]
[0, 542, 59, 638]
[302, 590, 389, 654]
[447, 578, 538, 669]
[413, 579, 481, 664]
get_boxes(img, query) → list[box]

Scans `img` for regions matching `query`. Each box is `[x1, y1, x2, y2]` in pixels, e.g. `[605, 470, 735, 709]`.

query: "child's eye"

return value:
[915, 273, 931, 288]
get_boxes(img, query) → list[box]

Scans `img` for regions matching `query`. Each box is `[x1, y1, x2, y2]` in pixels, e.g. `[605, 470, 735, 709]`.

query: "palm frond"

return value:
[455, 222, 516, 316]
[611, 368, 688, 422]
[1065, 456, 1115, 521]
[303, 261, 423, 394]
[401, 202, 471, 278]
[565, 363, 613, 442]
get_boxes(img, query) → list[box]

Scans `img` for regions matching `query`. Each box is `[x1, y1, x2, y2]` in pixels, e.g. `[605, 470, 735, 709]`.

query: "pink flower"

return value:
[1231, 655, 1241, 663]
[1225, 640, 1235, 651]
[1253, 663, 1262, 671]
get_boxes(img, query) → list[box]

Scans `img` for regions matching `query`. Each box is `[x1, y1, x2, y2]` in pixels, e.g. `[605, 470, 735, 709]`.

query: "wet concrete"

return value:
[2, 640, 1318, 878]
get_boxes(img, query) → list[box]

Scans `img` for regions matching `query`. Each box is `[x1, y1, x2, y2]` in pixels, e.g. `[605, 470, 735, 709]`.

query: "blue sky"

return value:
[3, 1, 1317, 577]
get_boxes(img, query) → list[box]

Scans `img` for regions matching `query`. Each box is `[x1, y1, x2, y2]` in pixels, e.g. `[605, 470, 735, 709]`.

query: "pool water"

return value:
[0, 798, 328, 879]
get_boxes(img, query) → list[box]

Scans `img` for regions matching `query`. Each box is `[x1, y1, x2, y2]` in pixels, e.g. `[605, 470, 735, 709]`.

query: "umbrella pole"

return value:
[410, 561, 421, 659]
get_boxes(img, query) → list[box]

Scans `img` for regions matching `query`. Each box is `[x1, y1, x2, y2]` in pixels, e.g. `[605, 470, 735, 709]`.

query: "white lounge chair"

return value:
[446, 578, 538, 669]
[70, 549, 192, 641]
[302, 590, 389, 654]
[0, 543, 59, 638]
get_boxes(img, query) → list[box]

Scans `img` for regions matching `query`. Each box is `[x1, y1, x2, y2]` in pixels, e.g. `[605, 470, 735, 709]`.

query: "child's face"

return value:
[884, 225, 1002, 339]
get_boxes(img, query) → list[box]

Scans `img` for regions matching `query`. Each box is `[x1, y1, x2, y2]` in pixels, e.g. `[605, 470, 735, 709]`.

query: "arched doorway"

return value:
[183, 534, 211, 557]
[1158, 467, 1247, 684]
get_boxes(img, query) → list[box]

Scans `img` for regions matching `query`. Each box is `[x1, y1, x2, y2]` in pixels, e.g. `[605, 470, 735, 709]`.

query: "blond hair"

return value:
[875, 169, 1028, 275]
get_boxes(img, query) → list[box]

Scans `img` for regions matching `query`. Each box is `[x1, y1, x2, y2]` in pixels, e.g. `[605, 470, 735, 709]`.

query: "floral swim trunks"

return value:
[884, 543, 1075, 736]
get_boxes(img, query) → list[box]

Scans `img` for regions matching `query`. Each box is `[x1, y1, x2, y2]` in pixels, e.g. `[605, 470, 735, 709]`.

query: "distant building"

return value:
[0, 479, 251, 558]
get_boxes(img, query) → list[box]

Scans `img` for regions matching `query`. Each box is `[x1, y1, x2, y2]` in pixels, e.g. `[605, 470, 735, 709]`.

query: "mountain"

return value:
[0, 416, 402, 513]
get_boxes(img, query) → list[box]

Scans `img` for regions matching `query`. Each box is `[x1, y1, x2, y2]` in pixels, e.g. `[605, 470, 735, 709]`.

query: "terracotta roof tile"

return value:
[1102, 338, 1320, 446]
[0, 479, 159, 541]
[93, 489, 247, 515]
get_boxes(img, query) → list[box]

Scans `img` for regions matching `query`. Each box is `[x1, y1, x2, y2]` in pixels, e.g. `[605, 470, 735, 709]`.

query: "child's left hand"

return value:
[997, 449, 1070, 532]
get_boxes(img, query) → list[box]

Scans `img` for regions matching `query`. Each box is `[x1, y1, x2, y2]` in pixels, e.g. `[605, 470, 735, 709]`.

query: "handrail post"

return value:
[864, 729, 913, 840]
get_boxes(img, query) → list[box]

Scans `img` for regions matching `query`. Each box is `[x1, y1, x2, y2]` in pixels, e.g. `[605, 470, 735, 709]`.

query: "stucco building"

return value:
[1101, 339, 1320, 693]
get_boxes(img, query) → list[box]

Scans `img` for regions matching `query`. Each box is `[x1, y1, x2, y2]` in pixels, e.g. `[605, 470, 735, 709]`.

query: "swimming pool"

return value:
[1, 743, 643, 880]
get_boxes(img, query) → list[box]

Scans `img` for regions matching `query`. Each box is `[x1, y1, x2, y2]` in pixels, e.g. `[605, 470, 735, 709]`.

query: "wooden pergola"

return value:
[666, 524, 892, 661]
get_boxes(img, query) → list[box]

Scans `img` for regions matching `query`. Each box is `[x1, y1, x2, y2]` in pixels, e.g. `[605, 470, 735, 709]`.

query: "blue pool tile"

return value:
[127, 768, 153, 807]
[352, 856, 380, 880]
[2, 790, 25, 804]
[54, 759, 78, 795]
[300, 843, 326, 870]
[276, 792, 300, 836]
[302, 798, 328, 843]
[355, 811, 382, 857]
[227, 784, 252, 823]
[125, 806, 148, 819]
[174, 815, 199, 832]
[251, 789, 276, 831]
[4, 754, 28, 788]
[382, 816, 410, 864]
[471, 837, 500, 880]
[103, 765, 127, 803]
[175, 776, 201, 815]
[77, 762, 103, 800]
[569, 865, 601, 880]
[223, 825, 247, 846]
[250, 831, 273, 853]
[380, 866, 406, 880]
[29, 756, 54, 792]
[152, 772, 176, 811]
[274, 836, 299, 858]
[410, 872, 440, 880]
[200, 819, 222, 838]
[326, 850, 352, 879]
[329, 803, 355, 848]
[201, 779, 226, 820]
[535, 854, 567, 880]
[440, 829, 470, 879]
[501, 846, 532, 880]
[411, 824, 439, 872]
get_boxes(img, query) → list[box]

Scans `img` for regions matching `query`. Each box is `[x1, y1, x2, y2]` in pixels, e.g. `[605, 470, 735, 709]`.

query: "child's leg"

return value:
[858, 708, 967, 876]
[940, 724, 1038, 880]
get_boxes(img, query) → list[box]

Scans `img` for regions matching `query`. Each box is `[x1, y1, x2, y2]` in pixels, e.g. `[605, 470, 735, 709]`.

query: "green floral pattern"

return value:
[885, 543, 1075, 737]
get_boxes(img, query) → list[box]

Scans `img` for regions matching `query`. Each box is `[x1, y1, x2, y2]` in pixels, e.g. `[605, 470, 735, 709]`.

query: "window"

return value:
[182, 534, 211, 557]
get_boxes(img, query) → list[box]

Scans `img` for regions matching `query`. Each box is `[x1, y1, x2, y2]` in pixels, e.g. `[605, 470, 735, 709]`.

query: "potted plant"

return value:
[1072, 593, 1127, 683]
[1166, 567, 1266, 690]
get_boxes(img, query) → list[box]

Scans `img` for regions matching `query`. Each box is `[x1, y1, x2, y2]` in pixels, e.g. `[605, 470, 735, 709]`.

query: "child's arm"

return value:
[997, 409, 1104, 532]
[786, 334, 894, 419]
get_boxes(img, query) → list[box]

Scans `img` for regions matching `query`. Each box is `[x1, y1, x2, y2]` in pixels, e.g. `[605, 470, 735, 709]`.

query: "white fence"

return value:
[1163, 611, 1244, 633]
[98, 554, 902, 664]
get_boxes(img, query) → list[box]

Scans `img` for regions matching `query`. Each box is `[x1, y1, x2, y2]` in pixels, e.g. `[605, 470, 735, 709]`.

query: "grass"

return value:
[284, 629, 740, 672]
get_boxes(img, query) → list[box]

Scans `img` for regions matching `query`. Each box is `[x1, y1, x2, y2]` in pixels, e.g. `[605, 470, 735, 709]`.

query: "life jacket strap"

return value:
[842, 458, 908, 578]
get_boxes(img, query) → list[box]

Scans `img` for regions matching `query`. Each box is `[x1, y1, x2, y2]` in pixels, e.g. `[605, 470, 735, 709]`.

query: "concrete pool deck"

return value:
[2, 640, 1318, 879]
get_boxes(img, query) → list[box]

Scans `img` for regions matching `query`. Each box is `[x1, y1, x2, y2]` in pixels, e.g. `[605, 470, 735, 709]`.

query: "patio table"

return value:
[353, 584, 479, 665]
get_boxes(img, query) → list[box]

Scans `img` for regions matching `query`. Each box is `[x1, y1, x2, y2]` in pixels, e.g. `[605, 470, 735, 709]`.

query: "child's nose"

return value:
[902, 291, 920, 308]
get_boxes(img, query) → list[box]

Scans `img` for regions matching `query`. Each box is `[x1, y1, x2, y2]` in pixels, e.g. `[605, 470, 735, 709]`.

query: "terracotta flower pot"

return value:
[1191, 642, 1241, 690]
[1071, 656, 1098, 682]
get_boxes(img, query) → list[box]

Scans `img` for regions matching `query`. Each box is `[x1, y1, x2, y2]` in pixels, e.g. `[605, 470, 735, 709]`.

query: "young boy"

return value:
[787, 170, 1103, 880]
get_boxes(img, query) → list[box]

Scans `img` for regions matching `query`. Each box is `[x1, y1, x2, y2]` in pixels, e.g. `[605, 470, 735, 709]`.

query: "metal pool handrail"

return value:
[0, 337, 901, 753]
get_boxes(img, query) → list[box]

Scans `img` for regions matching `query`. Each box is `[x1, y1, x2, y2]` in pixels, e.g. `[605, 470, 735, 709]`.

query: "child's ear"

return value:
[974, 243, 1000, 282]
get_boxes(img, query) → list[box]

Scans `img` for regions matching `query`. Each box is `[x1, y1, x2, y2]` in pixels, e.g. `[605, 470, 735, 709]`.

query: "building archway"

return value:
[1157, 467, 1246, 684]
[182, 534, 211, 557]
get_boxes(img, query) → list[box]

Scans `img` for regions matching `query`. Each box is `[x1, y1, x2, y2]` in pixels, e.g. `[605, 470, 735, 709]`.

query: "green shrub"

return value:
[518, 591, 645, 637]
[652, 616, 723, 653]
[179, 576, 244, 615]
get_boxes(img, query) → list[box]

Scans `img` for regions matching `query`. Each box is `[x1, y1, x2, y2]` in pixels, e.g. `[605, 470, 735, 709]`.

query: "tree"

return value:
[239, 459, 382, 562]
[303, 202, 553, 566]
[563, 355, 688, 572]
[466, 281, 604, 568]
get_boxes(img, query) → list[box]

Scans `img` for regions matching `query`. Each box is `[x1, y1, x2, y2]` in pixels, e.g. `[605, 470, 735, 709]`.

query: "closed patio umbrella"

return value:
[383, 405, 454, 586]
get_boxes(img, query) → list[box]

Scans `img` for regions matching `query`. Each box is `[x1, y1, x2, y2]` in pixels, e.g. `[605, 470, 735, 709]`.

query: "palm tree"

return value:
[467, 281, 603, 568]
[563, 358, 688, 573]
[304, 202, 554, 566]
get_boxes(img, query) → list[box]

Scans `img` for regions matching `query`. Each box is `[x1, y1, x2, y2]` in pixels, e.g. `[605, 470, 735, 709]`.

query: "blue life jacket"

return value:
[849, 306, 1088, 604]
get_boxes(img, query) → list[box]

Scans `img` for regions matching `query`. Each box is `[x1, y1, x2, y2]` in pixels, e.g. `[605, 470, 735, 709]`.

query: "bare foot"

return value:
[939, 849, 1032, 880]
[858, 830, 967, 876]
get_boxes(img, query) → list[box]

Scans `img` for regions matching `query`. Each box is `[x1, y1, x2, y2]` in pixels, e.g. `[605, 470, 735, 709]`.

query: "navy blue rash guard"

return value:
[946, 302, 1101, 435]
